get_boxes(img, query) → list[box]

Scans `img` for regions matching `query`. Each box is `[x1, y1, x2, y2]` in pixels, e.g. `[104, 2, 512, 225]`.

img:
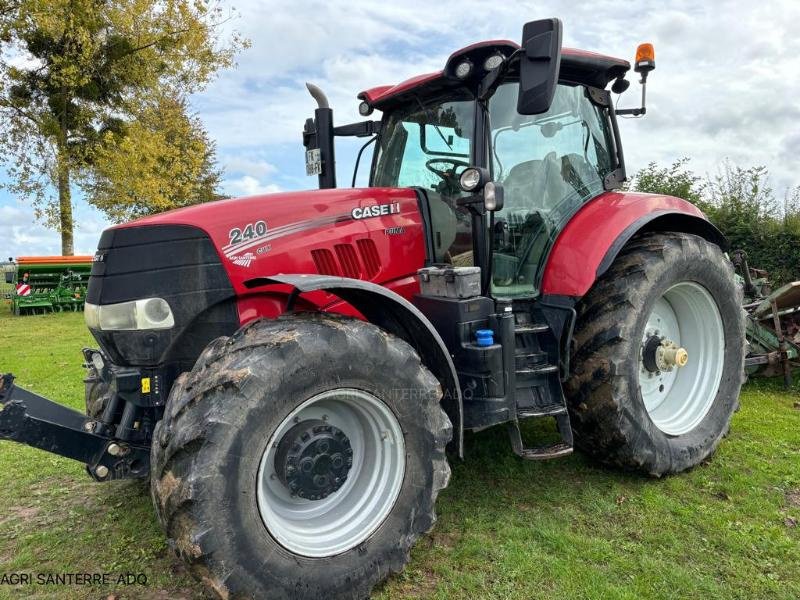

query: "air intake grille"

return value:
[356, 239, 381, 279]
[311, 248, 340, 276]
[334, 244, 361, 279]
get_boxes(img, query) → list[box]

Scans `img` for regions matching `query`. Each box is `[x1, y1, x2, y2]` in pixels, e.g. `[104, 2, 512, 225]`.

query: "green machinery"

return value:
[733, 250, 800, 387]
[4, 256, 92, 315]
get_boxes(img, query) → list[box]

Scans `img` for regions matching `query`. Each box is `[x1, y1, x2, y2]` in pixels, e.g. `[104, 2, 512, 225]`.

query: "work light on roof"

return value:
[358, 101, 373, 116]
[483, 54, 504, 71]
[455, 60, 473, 79]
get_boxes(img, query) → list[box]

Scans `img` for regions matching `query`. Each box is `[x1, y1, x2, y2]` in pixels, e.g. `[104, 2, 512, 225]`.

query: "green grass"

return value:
[0, 307, 798, 599]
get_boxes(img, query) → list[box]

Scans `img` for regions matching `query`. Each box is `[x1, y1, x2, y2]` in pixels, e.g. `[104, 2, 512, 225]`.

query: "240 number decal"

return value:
[229, 220, 268, 246]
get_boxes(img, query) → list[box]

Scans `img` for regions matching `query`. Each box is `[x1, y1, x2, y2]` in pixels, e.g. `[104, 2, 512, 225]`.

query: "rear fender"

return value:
[541, 192, 726, 298]
[243, 274, 464, 457]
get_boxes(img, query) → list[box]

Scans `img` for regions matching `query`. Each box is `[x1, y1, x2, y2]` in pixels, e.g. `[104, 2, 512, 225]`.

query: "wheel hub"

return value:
[274, 419, 353, 501]
[642, 335, 689, 373]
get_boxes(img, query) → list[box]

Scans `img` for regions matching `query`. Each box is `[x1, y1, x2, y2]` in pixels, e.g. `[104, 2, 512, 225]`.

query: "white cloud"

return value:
[223, 156, 277, 178]
[223, 175, 281, 197]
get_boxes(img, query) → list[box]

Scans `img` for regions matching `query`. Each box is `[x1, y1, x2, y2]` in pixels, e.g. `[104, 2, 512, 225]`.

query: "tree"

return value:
[783, 186, 800, 236]
[83, 93, 223, 222]
[0, 0, 246, 254]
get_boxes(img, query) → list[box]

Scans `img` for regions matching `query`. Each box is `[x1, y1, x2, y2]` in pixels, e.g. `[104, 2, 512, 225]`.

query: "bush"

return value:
[630, 159, 800, 286]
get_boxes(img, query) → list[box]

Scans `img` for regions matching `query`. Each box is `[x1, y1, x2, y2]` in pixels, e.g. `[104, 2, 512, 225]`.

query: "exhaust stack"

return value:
[303, 82, 336, 189]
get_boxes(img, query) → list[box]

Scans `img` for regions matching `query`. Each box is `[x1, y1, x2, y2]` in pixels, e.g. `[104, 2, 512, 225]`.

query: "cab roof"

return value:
[358, 40, 630, 109]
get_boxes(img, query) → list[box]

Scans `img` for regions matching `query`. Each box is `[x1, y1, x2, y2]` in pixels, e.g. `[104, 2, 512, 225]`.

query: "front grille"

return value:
[88, 224, 237, 368]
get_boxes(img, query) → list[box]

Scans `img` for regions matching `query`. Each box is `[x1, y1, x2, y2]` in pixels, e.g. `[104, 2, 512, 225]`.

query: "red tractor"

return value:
[0, 19, 744, 599]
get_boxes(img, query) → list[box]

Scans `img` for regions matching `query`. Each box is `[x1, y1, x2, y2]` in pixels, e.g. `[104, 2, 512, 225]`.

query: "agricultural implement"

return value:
[5, 256, 92, 315]
[733, 250, 800, 386]
[0, 19, 746, 599]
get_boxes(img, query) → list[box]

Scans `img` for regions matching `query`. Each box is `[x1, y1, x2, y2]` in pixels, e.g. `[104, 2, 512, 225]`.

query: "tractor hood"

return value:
[112, 187, 426, 294]
[88, 186, 427, 367]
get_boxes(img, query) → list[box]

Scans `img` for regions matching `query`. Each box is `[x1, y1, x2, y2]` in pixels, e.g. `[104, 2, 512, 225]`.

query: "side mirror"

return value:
[458, 167, 504, 212]
[517, 18, 563, 115]
[4, 272, 13, 284]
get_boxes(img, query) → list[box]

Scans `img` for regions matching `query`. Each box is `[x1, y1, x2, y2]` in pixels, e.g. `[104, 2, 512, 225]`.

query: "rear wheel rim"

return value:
[256, 388, 405, 557]
[638, 281, 725, 435]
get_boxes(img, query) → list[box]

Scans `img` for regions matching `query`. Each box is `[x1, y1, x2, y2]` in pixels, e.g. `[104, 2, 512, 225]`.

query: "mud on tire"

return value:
[565, 232, 746, 476]
[150, 313, 452, 599]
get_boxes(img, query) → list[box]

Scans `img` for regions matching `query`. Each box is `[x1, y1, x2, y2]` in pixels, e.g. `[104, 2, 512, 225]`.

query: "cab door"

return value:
[487, 82, 616, 297]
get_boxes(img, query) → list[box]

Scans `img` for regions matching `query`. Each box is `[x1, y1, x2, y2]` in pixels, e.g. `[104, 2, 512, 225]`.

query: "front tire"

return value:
[150, 313, 451, 599]
[84, 362, 110, 420]
[565, 232, 745, 476]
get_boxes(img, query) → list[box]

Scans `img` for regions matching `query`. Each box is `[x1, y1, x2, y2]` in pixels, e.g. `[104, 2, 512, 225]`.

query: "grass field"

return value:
[0, 307, 798, 599]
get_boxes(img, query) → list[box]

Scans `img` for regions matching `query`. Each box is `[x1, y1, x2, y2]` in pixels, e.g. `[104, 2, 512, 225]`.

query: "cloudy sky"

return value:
[1, 0, 798, 258]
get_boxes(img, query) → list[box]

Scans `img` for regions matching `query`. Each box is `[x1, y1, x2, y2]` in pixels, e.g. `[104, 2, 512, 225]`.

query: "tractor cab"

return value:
[369, 71, 619, 297]
[304, 19, 653, 300]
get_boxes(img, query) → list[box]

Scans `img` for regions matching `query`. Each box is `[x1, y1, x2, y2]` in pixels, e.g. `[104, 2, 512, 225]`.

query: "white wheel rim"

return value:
[256, 389, 405, 557]
[638, 281, 725, 435]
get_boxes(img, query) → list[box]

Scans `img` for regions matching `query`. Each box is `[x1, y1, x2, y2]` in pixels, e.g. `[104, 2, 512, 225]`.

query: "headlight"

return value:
[84, 298, 175, 331]
[459, 168, 483, 192]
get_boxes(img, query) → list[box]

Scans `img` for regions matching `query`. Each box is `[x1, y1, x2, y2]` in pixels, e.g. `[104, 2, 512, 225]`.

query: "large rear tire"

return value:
[565, 232, 745, 476]
[150, 313, 451, 599]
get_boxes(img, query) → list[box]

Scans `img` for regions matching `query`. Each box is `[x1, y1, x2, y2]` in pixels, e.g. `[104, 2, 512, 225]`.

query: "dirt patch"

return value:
[786, 488, 800, 508]
[431, 531, 461, 549]
[153, 471, 181, 511]
[0, 504, 41, 528]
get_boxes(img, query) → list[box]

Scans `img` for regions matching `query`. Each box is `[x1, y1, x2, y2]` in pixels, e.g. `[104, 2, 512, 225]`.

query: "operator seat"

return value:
[501, 159, 544, 211]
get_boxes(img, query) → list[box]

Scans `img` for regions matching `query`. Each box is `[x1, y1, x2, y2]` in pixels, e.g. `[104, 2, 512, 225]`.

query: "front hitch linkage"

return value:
[0, 373, 149, 481]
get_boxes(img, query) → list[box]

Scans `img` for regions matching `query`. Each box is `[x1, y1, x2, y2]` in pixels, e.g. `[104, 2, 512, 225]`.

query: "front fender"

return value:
[541, 191, 726, 298]
[243, 274, 464, 457]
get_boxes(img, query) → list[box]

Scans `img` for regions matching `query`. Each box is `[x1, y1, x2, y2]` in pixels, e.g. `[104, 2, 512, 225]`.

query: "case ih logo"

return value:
[351, 202, 400, 220]
[230, 252, 256, 268]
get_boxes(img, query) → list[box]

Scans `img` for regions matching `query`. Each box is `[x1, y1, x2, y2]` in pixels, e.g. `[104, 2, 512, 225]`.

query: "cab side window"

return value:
[372, 100, 475, 264]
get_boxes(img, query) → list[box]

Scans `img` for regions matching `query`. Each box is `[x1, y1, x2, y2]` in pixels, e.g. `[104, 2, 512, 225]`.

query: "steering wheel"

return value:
[425, 158, 470, 182]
